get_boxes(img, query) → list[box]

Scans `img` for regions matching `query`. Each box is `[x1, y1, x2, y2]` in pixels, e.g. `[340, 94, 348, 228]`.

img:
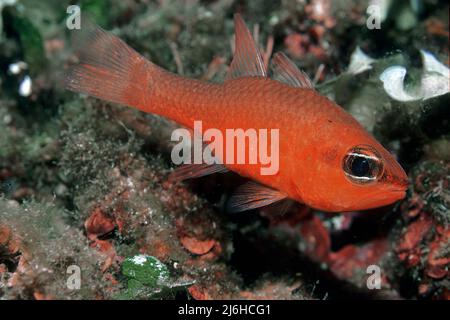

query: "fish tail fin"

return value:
[65, 20, 152, 109]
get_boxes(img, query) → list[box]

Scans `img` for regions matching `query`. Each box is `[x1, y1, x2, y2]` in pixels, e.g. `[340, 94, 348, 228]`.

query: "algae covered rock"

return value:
[122, 254, 170, 288]
[117, 254, 172, 299]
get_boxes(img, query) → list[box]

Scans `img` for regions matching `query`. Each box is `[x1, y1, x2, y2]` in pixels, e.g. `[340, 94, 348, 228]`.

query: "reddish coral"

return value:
[33, 291, 53, 300]
[180, 236, 216, 255]
[174, 212, 224, 259]
[329, 239, 389, 281]
[188, 285, 211, 300]
[284, 34, 309, 59]
[402, 194, 424, 218]
[0, 224, 21, 257]
[0, 225, 12, 247]
[425, 18, 450, 38]
[85, 207, 116, 240]
[299, 215, 331, 261]
[425, 226, 450, 280]
[199, 242, 223, 261]
[396, 215, 433, 267]
[141, 238, 173, 261]
[84, 208, 120, 272]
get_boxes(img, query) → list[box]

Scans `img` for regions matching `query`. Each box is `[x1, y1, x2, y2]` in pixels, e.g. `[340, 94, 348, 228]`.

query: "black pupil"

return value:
[351, 156, 370, 177]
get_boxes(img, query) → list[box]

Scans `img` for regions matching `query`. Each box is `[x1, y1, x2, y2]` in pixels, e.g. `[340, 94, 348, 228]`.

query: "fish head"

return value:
[293, 125, 409, 212]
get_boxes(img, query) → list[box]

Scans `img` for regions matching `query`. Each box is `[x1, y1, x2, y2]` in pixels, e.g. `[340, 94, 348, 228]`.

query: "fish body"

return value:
[66, 14, 408, 212]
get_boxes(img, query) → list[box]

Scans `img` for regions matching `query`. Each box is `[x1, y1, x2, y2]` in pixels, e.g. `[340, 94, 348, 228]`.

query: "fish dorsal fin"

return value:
[226, 14, 267, 80]
[227, 181, 287, 213]
[271, 52, 314, 89]
[169, 163, 228, 182]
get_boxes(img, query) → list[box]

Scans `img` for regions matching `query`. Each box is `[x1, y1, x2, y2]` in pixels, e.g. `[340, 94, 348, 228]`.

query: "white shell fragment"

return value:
[348, 47, 376, 75]
[19, 75, 32, 97]
[379, 66, 419, 101]
[422, 50, 449, 76]
[379, 50, 449, 101]
[8, 61, 28, 75]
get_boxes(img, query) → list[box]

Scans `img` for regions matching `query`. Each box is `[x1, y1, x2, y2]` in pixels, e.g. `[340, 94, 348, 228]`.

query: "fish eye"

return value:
[343, 145, 384, 184]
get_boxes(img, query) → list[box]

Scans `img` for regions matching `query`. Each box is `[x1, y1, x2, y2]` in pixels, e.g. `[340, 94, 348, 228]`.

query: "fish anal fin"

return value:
[271, 52, 313, 89]
[225, 14, 267, 80]
[260, 199, 296, 217]
[169, 163, 228, 182]
[227, 181, 287, 213]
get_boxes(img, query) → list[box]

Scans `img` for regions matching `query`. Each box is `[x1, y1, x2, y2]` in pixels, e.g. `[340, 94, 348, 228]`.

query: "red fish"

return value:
[65, 14, 408, 212]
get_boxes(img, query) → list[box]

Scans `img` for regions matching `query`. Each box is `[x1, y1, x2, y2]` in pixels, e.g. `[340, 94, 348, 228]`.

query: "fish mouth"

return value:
[357, 187, 407, 208]
[386, 182, 408, 200]
[381, 188, 407, 201]
[389, 189, 407, 200]
[384, 173, 409, 193]
[392, 180, 409, 194]
[396, 177, 410, 189]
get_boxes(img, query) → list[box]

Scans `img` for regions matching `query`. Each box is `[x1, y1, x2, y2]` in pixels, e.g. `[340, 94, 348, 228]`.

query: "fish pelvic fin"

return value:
[169, 163, 228, 182]
[226, 14, 267, 80]
[65, 19, 152, 109]
[227, 181, 287, 213]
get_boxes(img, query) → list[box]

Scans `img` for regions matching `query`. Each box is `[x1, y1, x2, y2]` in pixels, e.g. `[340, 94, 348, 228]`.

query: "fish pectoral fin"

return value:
[225, 14, 268, 80]
[169, 163, 228, 182]
[271, 52, 314, 89]
[227, 181, 288, 213]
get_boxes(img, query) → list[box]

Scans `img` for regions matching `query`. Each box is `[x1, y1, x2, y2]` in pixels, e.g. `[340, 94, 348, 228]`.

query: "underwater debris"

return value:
[18, 74, 31, 96]
[7, 60, 27, 75]
[347, 47, 375, 75]
[380, 50, 449, 101]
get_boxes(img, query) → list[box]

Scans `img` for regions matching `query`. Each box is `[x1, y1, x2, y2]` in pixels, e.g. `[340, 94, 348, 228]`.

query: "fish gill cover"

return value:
[0, 0, 448, 301]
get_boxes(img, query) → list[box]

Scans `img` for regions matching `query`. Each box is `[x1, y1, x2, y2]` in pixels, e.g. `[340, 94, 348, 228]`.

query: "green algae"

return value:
[3, 6, 45, 75]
